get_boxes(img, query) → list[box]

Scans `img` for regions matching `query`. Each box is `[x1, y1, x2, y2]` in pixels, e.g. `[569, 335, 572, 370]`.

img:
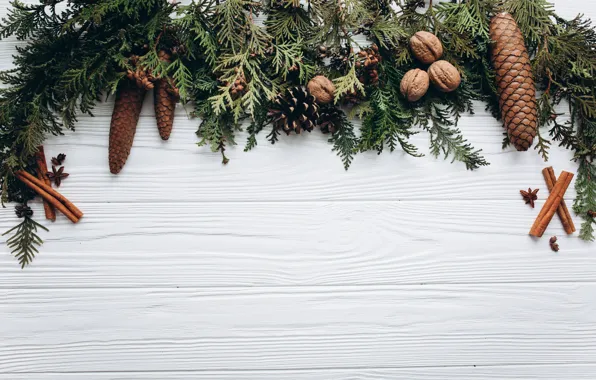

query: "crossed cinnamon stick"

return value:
[15, 170, 83, 223]
[529, 168, 575, 237]
[34, 146, 56, 221]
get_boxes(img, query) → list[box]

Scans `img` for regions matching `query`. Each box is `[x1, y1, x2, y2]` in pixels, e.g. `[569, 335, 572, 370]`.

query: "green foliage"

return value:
[328, 109, 357, 170]
[3, 207, 48, 268]
[574, 159, 596, 241]
[358, 86, 420, 156]
[333, 59, 366, 102]
[1, 0, 596, 254]
[418, 103, 489, 170]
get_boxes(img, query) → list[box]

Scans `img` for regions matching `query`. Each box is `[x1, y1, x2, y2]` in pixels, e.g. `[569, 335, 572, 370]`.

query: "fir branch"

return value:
[421, 103, 489, 170]
[573, 158, 596, 241]
[358, 86, 421, 156]
[245, 106, 269, 151]
[329, 110, 357, 170]
[271, 40, 315, 82]
[502, 0, 554, 54]
[3, 205, 48, 269]
[534, 127, 551, 161]
[333, 56, 366, 103]
[196, 104, 240, 165]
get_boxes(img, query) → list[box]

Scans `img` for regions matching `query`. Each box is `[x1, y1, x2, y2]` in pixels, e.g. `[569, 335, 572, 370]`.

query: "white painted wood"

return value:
[5, 365, 596, 380]
[1, 284, 596, 372]
[0, 201, 593, 288]
[0, 0, 595, 379]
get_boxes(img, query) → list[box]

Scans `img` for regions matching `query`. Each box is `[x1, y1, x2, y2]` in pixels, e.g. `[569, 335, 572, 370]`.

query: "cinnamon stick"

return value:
[16, 173, 79, 223]
[530, 171, 574, 237]
[34, 146, 56, 221]
[542, 167, 575, 234]
[16, 170, 83, 221]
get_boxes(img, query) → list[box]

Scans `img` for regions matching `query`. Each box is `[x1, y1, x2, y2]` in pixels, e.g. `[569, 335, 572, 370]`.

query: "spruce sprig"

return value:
[3, 205, 48, 269]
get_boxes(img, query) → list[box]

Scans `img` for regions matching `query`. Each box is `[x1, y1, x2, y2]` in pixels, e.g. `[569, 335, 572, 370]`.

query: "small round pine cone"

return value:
[428, 60, 461, 92]
[400, 69, 429, 102]
[307, 75, 336, 104]
[410, 31, 443, 64]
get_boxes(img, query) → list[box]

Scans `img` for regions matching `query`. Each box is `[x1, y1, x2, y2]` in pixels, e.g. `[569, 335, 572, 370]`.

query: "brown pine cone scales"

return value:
[154, 50, 178, 140]
[490, 12, 538, 151]
[109, 81, 146, 174]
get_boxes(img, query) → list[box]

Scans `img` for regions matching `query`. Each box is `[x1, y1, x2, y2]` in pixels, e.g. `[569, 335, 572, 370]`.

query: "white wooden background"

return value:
[1, 1, 595, 379]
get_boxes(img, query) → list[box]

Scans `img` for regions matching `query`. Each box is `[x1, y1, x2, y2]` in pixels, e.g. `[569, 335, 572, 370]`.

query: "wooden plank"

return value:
[0, 116, 577, 203]
[2, 364, 596, 380]
[1, 284, 596, 372]
[0, 201, 592, 287]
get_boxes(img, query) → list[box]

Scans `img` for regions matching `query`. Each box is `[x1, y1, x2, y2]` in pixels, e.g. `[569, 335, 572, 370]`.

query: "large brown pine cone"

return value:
[154, 50, 177, 140]
[268, 87, 319, 134]
[490, 12, 537, 151]
[109, 81, 146, 174]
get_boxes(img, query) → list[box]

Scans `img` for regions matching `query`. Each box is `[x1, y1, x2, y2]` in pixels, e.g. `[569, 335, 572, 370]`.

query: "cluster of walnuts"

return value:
[400, 31, 462, 102]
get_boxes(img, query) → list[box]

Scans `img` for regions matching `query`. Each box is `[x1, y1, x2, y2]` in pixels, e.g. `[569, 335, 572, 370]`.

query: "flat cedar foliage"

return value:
[0, 0, 595, 266]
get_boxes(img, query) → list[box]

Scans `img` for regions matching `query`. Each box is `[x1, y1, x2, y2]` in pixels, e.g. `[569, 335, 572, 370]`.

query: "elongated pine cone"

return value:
[109, 81, 146, 174]
[490, 12, 537, 151]
[154, 50, 178, 140]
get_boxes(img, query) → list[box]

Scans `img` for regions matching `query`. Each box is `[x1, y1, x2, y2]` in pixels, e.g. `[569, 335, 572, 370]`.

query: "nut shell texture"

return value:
[490, 12, 537, 151]
[428, 60, 461, 92]
[307, 75, 336, 104]
[410, 31, 443, 64]
[400, 69, 429, 102]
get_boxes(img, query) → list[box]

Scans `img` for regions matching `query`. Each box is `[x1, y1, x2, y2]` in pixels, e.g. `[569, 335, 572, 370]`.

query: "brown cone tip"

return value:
[490, 12, 538, 151]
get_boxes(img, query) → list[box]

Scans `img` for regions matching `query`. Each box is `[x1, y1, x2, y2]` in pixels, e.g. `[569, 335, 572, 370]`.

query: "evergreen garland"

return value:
[0, 0, 595, 267]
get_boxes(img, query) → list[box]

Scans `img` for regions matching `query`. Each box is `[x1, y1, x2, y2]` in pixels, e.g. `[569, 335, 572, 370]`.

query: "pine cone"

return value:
[269, 88, 319, 134]
[317, 106, 343, 134]
[356, 44, 381, 85]
[342, 88, 364, 107]
[154, 50, 177, 141]
[109, 81, 146, 174]
[490, 12, 538, 151]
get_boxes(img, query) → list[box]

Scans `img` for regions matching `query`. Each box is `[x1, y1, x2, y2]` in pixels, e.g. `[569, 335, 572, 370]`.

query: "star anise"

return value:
[51, 153, 66, 166]
[520, 188, 539, 208]
[47, 166, 69, 187]
[14, 204, 33, 218]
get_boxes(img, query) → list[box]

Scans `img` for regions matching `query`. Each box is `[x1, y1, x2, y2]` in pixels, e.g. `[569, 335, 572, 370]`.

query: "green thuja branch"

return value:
[421, 103, 489, 170]
[358, 86, 420, 156]
[3, 205, 48, 269]
[329, 111, 357, 170]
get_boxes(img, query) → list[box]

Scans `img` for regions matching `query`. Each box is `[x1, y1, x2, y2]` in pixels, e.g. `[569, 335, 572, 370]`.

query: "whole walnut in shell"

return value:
[307, 75, 336, 104]
[400, 69, 429, 102]
[410, 31, 443, 64]
[428, 60, 461, 92]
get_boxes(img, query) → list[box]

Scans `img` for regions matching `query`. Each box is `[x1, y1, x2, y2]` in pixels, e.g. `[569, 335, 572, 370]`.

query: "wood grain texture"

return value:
[4, 365, 596, 380]
[1, 284, 596, 372]
[0, 201, 593, 287]
[1, 0, 596, 379]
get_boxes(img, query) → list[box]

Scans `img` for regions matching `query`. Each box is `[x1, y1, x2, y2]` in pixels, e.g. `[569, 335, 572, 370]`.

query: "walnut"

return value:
[409, 31, 443, 64]
[428, 60, 461, 92]
[307, 75, 336, 104]
[400, 69, 429, 102]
